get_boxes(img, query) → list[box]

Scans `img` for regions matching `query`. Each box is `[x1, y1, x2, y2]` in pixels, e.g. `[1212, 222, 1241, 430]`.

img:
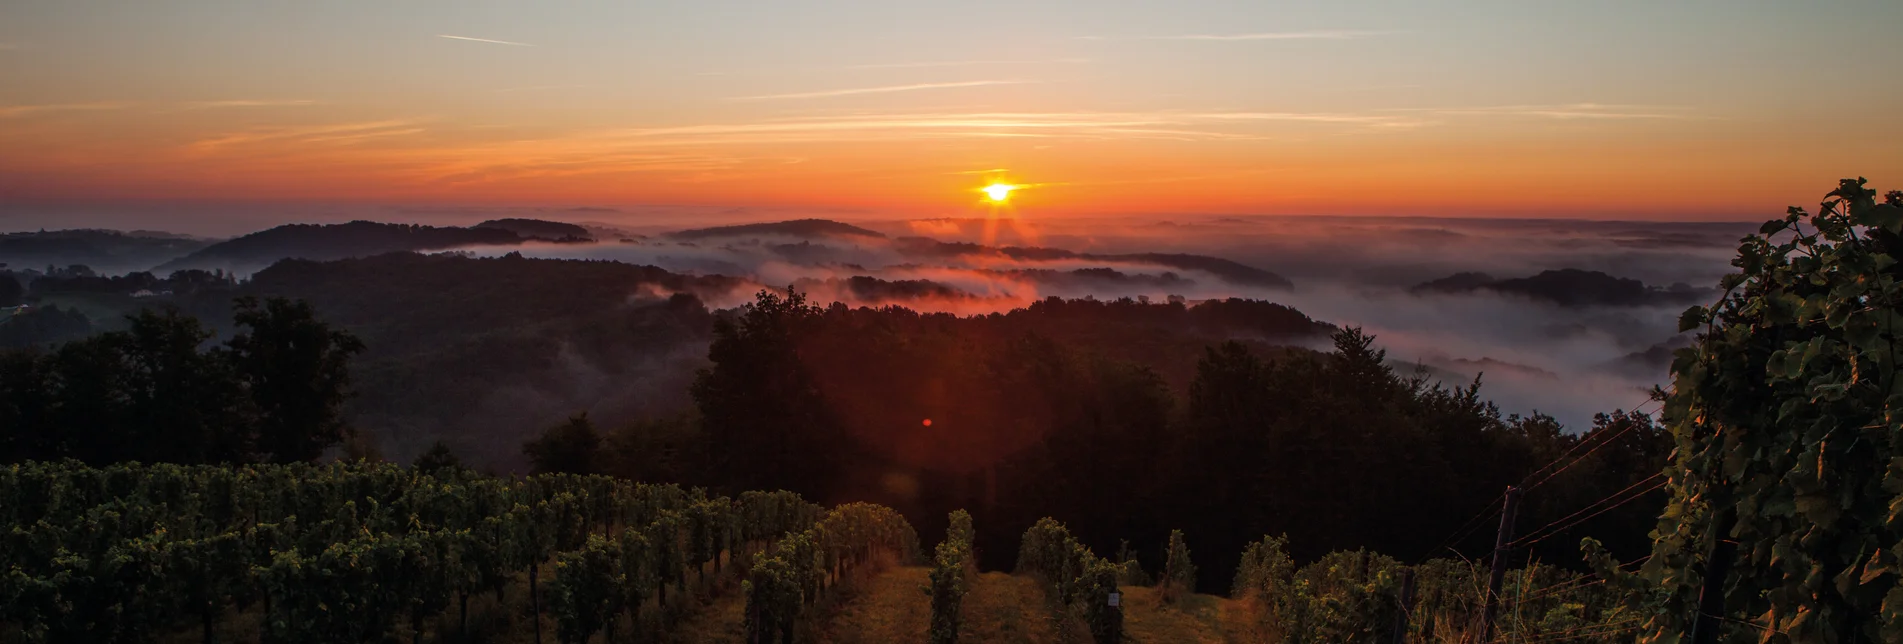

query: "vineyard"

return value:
[2, 460, 1644, 644]
[0, 461, 842, 643]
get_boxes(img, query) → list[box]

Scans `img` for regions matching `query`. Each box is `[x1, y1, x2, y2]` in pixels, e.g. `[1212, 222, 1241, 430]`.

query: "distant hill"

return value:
[1410, 268, 1710, 307]
[895, 238, 1294, 289]
[0, 229, 214, 275]
[1410, 271, 1497, 294]
[156, 221, 527, 274]
[668, 219, 887, 241]
[474, 218, 594, 241]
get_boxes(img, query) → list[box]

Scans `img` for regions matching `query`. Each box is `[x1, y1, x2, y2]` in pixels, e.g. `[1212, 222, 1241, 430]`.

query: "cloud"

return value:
[182, 99, 318, 109]
[493, 84, 594, 93]
[1399, 103, 1698, 120]
[437, 34, 535, 47]
[601, 110, 1424, 146]
[0, 102, 131, 118]
[187, 120, 424, 151]
[1082, 30, 1394, 41]
[846, 58, 1090, 69]
[730, 80, 1030, 101]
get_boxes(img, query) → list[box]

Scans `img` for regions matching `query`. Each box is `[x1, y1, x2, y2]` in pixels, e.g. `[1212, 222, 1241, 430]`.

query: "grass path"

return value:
[810, 566, 933, 644]
[1115, 585, 1242, 644]
[959, 571, 1067, 644]
[668, 566, 1245, 644]
[665, 589, 749, 644]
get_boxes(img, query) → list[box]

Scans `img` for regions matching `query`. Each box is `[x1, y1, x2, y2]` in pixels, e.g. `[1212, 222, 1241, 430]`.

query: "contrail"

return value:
[437, 34, 534, 47]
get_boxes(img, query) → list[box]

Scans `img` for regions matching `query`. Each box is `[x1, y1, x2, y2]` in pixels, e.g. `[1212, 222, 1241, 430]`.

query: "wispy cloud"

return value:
[0, 102, 131, 118]
[731, 80, 1030, 101]
[188, 120, 424, 152]
[183, 99, 318, 109]
[1079, 30, 1394, 41]
[602, 110, 1416, 145]
[493, 84, 594, 93]
[1150, 30, 1395, 41]
[438, 34, 534, 47]
[1398, 103, 1697, 120]
[846, 58, 1089, 69]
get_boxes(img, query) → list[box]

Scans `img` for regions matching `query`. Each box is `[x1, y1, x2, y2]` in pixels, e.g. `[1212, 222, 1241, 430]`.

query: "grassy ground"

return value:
[665, 589, 749, 644]
[146, 561, 1248, 644]
[959, 571, 1067, 644]
[1115, 585, 1243, 644]
[808, 566, 933, 644]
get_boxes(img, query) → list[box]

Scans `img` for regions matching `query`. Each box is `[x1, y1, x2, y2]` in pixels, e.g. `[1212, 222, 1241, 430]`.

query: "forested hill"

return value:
[473, 217, 594, 241]
[1410, 267, 1712, 307]
[155, 221, 531, 274]
[895, 237, 1295, 289]
[164, 252, 1330, 471]
[666, 218, 888, 240]
[0, 229, 212, 274]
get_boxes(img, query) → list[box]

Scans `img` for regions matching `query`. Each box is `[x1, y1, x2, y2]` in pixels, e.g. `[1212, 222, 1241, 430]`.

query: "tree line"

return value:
[0, 297, 363, 464]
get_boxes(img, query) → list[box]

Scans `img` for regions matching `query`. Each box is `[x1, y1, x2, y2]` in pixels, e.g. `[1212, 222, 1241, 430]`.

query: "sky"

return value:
[2, 0, 1900, 231]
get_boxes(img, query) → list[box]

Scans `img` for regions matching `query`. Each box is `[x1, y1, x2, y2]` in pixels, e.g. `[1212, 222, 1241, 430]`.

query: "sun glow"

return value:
[982, 183, 1016, 202]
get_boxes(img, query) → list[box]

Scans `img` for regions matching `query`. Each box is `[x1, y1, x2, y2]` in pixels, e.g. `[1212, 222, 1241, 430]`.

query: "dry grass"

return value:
[1115, 585, 1240, 644]
[960, 571, 1067, 644]
[809, 566, 932, 644]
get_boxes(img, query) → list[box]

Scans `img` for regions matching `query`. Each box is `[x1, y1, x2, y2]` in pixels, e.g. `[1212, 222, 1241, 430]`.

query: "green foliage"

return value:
[1619, 179, 1903, 642]
[0, 460, 825, 644]
[1160, 529, 1198, 603]
[1015, 517, 1123, 643]
[1115, 539, 1152, 586]
[1233, 534, 1300, 640]
[929, 510, 975, 644]
[744, 501, 919, 644]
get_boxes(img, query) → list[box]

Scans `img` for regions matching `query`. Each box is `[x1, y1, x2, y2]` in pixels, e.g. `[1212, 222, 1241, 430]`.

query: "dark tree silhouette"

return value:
[227, 296, 365, 463]
[412, 440, 465, 474]
[523, 413, 603, 475]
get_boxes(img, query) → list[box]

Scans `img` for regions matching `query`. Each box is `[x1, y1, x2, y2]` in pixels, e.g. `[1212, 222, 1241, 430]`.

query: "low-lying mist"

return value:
[462, 213, 1748, 430]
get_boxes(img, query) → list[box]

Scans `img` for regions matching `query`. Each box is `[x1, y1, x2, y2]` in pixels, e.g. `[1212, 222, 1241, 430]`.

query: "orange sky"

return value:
[3, 0, 1899, 224]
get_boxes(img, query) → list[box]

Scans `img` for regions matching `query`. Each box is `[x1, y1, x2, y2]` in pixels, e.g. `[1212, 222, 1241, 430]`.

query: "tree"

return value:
[1613, 179, 1903, 641]
[690, 287, 848, 493]
[413, 440, 463, 474]
[226, 296, 365, 463]
[524, 413, 603, 475]
[0, 272, 21, 308]
[117, 308, 251, 463]
[1160, 529, 1197, 603]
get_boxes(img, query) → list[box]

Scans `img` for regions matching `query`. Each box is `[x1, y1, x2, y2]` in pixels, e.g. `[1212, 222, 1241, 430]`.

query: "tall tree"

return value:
[690, 288, 848, 494]
[226, 296, 364, 463]
[118, 308, 250, 463]
[523, 413, 602, 475]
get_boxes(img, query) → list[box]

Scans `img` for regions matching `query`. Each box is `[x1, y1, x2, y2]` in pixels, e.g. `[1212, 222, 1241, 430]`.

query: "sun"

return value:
[982, 183, 1016, 202]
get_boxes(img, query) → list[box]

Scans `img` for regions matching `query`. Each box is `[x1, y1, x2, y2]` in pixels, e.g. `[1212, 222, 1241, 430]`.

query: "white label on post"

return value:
[1108, 592, 1121, 607]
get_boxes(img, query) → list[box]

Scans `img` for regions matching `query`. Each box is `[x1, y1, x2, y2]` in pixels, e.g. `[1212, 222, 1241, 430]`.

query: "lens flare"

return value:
[983, 183, 1016, 202]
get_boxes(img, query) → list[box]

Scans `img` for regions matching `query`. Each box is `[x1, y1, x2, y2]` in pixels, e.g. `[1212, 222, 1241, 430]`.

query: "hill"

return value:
[474, 218, 594, 241]
[1410, 268, 1710, 307]
[895, 238, 1294, 290]
[156, 221, 528, 274]
[668, 218, 888, 241]
[0, 229, 213, 275]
